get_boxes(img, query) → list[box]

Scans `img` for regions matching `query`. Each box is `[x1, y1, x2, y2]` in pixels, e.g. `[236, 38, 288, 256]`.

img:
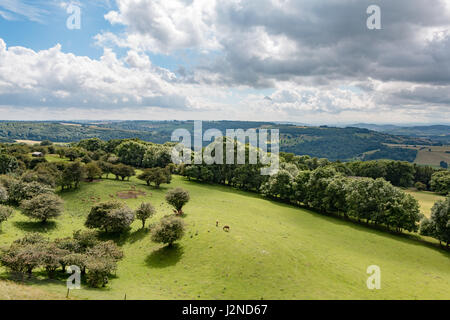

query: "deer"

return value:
[216, 220, 219, 227]
[223, 225, 230, 232]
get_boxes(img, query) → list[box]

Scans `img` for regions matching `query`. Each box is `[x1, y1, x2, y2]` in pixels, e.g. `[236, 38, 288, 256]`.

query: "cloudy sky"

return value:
[0, 0, 449, 124]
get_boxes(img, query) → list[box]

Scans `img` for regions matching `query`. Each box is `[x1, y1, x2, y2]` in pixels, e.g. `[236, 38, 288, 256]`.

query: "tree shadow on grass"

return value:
[13, 221, 57, 233]
[145, 244, 184, 268]
[126, 228, 150, 244]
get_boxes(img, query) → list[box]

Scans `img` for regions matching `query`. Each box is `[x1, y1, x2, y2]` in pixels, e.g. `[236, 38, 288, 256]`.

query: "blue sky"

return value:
[0, 0, 449, 124]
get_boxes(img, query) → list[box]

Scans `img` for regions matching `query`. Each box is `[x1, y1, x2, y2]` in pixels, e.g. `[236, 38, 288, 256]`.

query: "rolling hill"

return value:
[0, 121, 437, 161]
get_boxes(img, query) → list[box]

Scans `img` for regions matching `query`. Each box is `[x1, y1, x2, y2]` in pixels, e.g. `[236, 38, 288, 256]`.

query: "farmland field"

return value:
[385, 144, 450, 167]
[405, 190, 445, 218]
[0, 175, 449, 300]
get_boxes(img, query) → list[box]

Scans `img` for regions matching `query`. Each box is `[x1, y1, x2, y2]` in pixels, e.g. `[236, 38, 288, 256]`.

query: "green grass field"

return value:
[405, 190, 445, 218]
[0, 175, 449, 300]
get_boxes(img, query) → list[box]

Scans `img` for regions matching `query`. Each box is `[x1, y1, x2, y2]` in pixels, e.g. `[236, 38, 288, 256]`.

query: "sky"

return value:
[0, 0, 449, 125]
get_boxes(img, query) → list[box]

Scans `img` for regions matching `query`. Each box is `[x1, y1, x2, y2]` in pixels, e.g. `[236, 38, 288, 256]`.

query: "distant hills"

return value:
[0, 120, 445, 162]
[350, 123, 450, 144]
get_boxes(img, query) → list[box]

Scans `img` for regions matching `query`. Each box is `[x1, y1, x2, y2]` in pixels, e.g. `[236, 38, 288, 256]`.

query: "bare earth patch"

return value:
[116, 190, 147, 199]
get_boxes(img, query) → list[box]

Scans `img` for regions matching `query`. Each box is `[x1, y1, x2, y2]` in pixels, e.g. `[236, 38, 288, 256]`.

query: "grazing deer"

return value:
[223, 225, 230, 232]
[216, 220, 219, 227]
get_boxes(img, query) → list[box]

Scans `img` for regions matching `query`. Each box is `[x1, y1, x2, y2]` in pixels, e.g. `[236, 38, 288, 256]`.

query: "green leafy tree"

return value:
[430, 171, 450, 195]
[0, 154, 19, 174]
[138, 167, 172, 188]
[85, 201, 135, 233]
[165, 187, 190, 215]
[260, 170, 295, 201]
[421, 197, 450, 247]
[20, 193, 64, 223]
[111, 163, 135, 181]
[151, 215, 185, 247]
[135, 202, 156, 228]
[61, 161, 85, 189]
[85, 162, 103, 181]
[116, 141, 147, 167]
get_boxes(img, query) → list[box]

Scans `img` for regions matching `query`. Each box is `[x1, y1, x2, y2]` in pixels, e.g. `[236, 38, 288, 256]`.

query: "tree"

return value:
[78, 138, 105, 152]
[260, 169, 295, 201]
[0, 205, 13, 228]
[85, 162, 103, 181]
[65, 148, 82, 161]
[61, 161, 85, 189]
[85, 256, 117, 288]
[85, 201, 135, 233]
[430, 171, 450, 195]
[421, 197, 450, 247]
[415, 182, 427, 191]
[116, 141, 147, 167]
[6, 180, 53, 205]
[0, 234, 47, 275]
[165, 188, 190, 215]
[40, 140, 52, 146]
[97, 161, 113, 178]
[0, 185, 8, 203]
[323, 175, 349, 217]
[56, 148, 66, 159]
[0, 154, 19, 174]
[20, 193, 64, 223]
[135, 202, 156, 228]
[138, 167, 172, 188]
[111, 163, 135, 181]
[151, 215, 185, 247]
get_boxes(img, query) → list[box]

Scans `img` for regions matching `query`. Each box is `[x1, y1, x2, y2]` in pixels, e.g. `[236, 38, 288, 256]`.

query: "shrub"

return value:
[151, 215, 185, 247]
[415, 181, 427, 191]
[165, 187, 190, 215]
[0, 205, 13, 227]
[85, 257, 116, 288]
[135, 202, 156, 228]
[0, 185, 8, 203]
[20, 193, 64, 223]
[85, 201, 134, 233]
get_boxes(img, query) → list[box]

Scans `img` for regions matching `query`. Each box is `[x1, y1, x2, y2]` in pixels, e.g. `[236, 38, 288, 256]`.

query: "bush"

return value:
[135, 202, 156, 228]
[85, 201, 135, 233]
[85, 257, 116, 288]
[151, 215, 185, 246]
[0, 185, 8, 202]
[165, 187, 190, 215]
[415, 181, 427, 191]
[20, 193, 64, 223]
[0, 205, 13, 227]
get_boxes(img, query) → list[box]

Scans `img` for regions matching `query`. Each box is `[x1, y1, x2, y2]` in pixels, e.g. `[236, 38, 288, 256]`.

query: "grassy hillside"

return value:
[0, 175, 449, 300]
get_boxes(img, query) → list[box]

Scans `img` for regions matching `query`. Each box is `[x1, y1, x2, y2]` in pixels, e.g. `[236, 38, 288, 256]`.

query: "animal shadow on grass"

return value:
[13, 221, 57, 233]
[145, 244, 184, 268]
